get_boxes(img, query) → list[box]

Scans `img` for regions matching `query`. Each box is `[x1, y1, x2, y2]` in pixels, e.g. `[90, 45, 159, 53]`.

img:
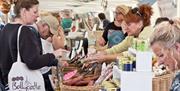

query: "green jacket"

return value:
[105, 26, 153, 54]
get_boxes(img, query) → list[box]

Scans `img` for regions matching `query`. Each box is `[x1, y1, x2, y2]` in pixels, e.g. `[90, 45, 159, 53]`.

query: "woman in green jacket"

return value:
[87, 4, 153, 62]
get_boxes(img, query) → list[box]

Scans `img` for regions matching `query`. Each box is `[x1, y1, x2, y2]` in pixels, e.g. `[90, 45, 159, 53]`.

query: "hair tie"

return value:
[169, 20, 174, 25]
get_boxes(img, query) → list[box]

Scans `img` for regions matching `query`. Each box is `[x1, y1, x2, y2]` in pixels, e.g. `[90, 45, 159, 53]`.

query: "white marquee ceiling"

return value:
[39, 0, 138, 13]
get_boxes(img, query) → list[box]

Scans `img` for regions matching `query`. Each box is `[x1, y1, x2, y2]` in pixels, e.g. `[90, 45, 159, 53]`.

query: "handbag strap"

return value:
[17, 25, 23, 63]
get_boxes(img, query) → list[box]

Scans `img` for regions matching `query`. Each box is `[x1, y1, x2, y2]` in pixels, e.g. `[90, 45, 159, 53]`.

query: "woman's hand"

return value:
[57, 26, 65, 39]
[52, 26, 66, 50]
[97, 37, 106, 46]
[52, 35, 65, 50]
[59, 60, 69, 67]
[85, 51, 107, 63]
[53, 48, 68, 58]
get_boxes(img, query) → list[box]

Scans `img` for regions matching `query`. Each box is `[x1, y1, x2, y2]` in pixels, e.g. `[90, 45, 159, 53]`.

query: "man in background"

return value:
[98, 13, 110, 30]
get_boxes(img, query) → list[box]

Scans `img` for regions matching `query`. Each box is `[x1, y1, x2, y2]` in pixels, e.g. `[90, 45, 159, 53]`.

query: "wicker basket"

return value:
[153, 73, 174, 91]
[60, 83, 100, 91]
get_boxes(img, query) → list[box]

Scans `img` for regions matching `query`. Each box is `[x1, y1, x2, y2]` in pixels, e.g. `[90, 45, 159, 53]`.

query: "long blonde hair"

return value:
[150, 18, 180, 48]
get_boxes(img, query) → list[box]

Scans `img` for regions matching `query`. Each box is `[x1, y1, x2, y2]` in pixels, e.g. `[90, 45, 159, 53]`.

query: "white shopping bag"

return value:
[8, 25, 45, 91]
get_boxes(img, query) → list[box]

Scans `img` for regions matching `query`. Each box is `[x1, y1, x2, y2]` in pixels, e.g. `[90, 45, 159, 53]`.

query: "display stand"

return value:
[121, 71, 152, 91]
[121, 48, 153, 91]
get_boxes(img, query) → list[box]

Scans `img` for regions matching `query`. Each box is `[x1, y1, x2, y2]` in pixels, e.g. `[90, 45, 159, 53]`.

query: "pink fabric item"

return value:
[63, 70, 77, 80]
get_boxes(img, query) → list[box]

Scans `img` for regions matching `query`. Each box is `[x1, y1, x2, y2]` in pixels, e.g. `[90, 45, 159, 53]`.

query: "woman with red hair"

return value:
[88, 4, 154, 62]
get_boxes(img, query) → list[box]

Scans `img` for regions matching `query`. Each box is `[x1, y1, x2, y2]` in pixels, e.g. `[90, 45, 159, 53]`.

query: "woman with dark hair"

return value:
[154, 17, 169, 26]
[88, 4, 153, 62]
[0, 0, 68, 90]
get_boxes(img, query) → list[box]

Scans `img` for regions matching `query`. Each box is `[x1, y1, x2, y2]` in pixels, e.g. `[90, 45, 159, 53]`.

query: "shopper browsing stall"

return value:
[0, 0, 68, 89]
[40, 15, 66, 50]
[88, 4, 153, 62]
[149, 18, 180, 91]
[29, 14, 67, 91]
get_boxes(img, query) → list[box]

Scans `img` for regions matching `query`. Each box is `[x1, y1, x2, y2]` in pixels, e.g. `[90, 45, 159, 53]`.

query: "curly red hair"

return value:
[124, 4, 153, 27]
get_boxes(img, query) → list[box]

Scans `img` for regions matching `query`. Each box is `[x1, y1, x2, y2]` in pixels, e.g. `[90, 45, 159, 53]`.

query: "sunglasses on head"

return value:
[131, 8, 142, 17]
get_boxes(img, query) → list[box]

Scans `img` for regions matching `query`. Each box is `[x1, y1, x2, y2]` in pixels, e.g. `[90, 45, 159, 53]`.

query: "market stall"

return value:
[0, 0, 178, 91]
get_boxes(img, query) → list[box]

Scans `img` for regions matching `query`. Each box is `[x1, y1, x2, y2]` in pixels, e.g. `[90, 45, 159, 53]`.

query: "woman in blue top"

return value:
[97, 5, 130, 48]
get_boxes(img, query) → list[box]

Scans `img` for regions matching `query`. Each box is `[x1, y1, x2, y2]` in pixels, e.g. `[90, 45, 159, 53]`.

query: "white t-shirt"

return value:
[39, 38, 54, 74]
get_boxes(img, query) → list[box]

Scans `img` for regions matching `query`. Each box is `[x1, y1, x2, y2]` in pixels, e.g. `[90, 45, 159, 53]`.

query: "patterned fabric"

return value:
[171, 72, 180, 91]
[107, 29, 125, 48]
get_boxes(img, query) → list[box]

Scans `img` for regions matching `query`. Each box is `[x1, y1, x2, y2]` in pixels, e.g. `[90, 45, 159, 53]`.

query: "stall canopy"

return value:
[39, 0, 138, 13]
